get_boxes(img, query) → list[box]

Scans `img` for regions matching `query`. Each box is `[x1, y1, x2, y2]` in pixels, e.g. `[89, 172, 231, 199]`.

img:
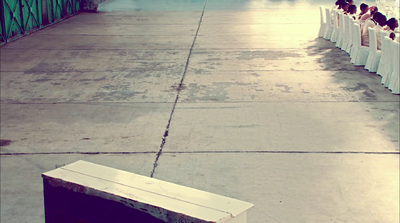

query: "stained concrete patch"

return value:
[0, 71, 183, 103]
[342, 83, 377, 100]
[275, 84, 292, 93]
[187, 49, 360, 72]
[0, 49, 188, 72]
[182, 82, 231, 102]
[358, 102, 400, 148]
[0, 140, 12, 147]
[180, 70, 398, 102]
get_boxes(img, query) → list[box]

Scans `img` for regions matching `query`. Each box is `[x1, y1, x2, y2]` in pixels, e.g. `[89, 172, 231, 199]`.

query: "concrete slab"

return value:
[187, 48, 361, 71]
[0, 154, 156, 223]
[2, 34, 196, 50]
[38, 22, 198, 36]
[195, 35, 322, 49]
[163, 102, 398, 152]
[99, 0, 207, 12]
[153, 153, 399, 223]
[0, 48, 187, 72]
[204, 0, 314, 10]
[201, 10, 318, 24]
[179, 70, 399, 102]
[0, 71, 183, 103]
[198, 23, 318, 36]
[0, 103, 171, 153]
[69, 11, 204, 25]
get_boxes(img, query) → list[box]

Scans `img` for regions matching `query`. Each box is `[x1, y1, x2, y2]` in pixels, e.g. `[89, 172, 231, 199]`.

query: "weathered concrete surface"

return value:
[98, 0, 207, 11]
[0, 103, 172, 153]
[164, 102, 399, 152]
[1, 0, 399, 222]
[154, 153, 399, 223]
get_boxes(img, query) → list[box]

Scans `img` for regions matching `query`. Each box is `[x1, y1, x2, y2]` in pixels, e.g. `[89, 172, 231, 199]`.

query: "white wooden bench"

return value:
[42, 160, 253, 223]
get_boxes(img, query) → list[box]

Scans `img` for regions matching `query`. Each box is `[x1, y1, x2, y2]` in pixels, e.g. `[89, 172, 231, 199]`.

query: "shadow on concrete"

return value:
[305, 37, 400, 149]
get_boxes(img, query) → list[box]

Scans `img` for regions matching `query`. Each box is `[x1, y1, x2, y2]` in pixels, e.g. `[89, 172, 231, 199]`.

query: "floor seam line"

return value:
[149, 2, 207, 178]
[1, 151, 398, 156]
[160, 151, 400, 155]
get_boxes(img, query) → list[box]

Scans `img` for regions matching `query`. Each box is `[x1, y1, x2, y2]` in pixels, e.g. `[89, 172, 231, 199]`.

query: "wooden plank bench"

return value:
[42, 160, 253, 223]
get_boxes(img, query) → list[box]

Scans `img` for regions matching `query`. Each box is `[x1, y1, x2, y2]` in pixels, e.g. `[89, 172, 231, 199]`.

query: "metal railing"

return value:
[1, 0, 82, 45]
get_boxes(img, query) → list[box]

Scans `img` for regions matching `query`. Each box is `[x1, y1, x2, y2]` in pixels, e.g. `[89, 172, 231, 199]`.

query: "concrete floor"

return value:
[1, 0, 399, 222]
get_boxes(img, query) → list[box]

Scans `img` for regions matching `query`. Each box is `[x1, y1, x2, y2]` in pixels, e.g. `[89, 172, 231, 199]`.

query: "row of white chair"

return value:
[319, 6, 399, 94]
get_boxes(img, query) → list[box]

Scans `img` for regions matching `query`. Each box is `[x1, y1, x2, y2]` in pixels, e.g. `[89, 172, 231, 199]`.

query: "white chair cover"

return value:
[350, 23, 369, 65]
[377, 31, 389, 77]
[323, 8, 334, 40]
[344, 15, 354, 53]
[350, 22, 358, 60]
[364, 27, 381, 72]
[318, 6, 327, 38]
[381, 36, 394, 86]
[340, 14, 350, 51]
[335, 12, 345, 48]
[388, 40, 399, 94]
[330, 10, 340, 42]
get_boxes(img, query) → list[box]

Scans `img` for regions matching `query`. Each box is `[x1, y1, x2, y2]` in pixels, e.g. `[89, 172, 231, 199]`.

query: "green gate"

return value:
[1, 0, 82, 45]
[49, 0, 81, 23]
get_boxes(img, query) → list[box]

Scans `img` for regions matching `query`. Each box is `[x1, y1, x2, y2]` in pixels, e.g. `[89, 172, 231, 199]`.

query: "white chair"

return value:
[350, 23, 369, 65]
[340, 14, 349, 51]
[343, 15, 353, 52]
[349, 22, 358, 60]
[330, 10, 340, 42]
[318, 6, 327, 38]
[344, 15, 354, 53]
[388, 40, 399, 94]
[335, 12, 345, 48]
[381, 36, 394, 87]
[364, 27, 381, 72]
[377, 31, 389, 77]
[323, 8, 334, 40]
